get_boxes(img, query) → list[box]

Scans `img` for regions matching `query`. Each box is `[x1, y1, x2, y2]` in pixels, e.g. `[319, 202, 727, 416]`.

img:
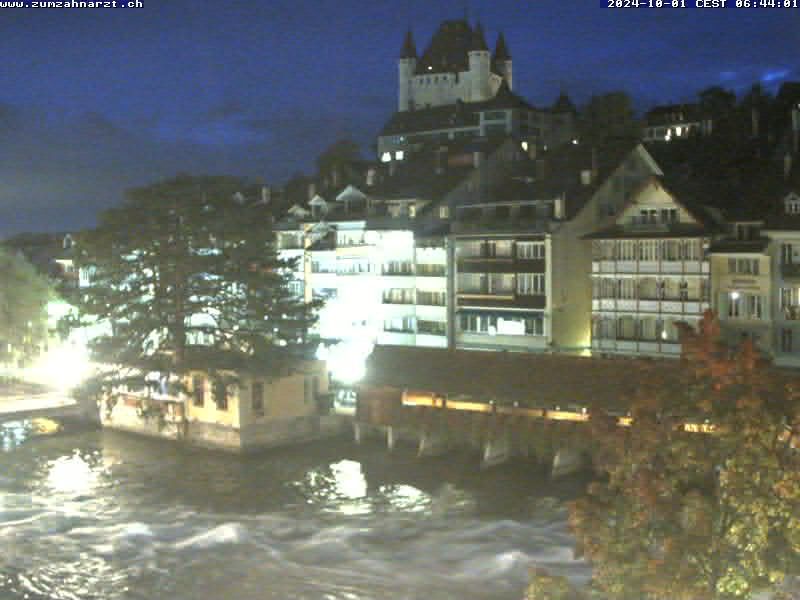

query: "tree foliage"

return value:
[570, 312, 800, 599]
[0, 248, 51, 365]
[70, 175, 319, 392]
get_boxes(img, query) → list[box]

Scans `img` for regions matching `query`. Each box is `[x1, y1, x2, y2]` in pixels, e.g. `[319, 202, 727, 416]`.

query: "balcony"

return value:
[416, 264, 446, 277]
[382, 297, 414, 305]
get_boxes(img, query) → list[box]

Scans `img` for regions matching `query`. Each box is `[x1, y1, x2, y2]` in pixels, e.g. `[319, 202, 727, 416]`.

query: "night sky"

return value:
[0, 0, 798, 236]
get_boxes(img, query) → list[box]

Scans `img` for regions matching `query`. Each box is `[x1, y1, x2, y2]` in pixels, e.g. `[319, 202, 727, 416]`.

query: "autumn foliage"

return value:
[568, 311, 800, 599]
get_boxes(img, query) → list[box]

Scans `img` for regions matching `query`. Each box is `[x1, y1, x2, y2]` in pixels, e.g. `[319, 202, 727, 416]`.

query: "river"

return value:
[0, 421, 590, 600]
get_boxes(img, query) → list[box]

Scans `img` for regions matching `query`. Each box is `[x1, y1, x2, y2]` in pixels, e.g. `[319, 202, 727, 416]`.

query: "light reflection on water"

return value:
[0, 424, 590, 600]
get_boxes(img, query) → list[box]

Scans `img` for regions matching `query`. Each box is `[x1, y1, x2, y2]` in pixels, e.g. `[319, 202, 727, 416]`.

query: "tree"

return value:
[578, 92, 640, 145]
[0, 249, 51, 367]
[70, 175, 320, 393]
[570, 312, 800, 599]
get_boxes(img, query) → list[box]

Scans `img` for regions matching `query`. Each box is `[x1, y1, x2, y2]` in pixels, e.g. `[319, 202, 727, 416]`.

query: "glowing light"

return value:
[731, 291, 741, 301]
[326, 340, 373, 384]
[47, 454, 97, 494]
[29, 337, 94, 392]
[520, 141, 528, 151]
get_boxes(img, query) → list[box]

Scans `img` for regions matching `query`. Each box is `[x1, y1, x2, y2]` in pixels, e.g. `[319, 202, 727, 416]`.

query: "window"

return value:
[439, 206, 450, 219]
[417, 290, 446, 306]
[662, 240, 680, 261]
[619, 278, 636, 300]
[781, 328, 794, 353]
[517, 242, 545, 260]
[639, 240, 658, 261]
[192, 375, 205, 407]
[417, 320, 446, 336]
[384, 288, 415, 304]
[213, 380, 228, 411]
[782, 243, 795, 265]
[618, 241, 636, 261]
[251, 382, 264, 415]
[524, 315, 544, 336]
[517, 273, 545, 295]
[728, 258, 759, 275]
[748, 295, 763, 319]
[727, 292, 764, 320]
[459, 313, 498, 334]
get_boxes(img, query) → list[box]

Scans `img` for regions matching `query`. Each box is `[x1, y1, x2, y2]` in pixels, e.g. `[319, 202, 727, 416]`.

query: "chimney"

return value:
[261, 186, 272, 205]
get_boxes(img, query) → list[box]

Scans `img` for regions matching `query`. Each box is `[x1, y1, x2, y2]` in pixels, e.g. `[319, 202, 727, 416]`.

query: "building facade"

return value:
[588, 179, 717, 357]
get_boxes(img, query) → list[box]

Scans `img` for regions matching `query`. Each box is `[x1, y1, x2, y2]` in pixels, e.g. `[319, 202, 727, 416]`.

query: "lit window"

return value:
[439, 206, 450, 219]
[395, 150, 404, 161]
[381, 152, 392, 163]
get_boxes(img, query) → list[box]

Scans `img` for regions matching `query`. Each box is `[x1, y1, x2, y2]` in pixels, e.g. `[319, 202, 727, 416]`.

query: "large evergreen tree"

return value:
[70, 175, 319, 393]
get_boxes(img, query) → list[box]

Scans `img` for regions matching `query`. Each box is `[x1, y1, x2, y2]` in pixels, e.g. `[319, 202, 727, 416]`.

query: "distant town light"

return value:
[571, 138, 578, 145]
[520, 141, 529, 151]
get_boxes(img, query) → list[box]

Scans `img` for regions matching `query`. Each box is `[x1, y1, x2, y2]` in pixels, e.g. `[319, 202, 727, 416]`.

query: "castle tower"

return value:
[398, 29, 417, 112]
[468, 22, 490, 102]
[492, 32, 512, 91]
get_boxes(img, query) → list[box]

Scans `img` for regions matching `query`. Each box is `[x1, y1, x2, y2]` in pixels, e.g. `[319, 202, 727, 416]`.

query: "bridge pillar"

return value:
[418, 429, 449, 457]
[387, 426, 396, 451]
[481, 431, 513, 469]
[551, 447, 586, 478]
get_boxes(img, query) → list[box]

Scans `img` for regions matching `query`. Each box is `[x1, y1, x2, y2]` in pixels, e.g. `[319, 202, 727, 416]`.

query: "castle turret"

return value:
[398, 29, 417, 112]
[468, 23, 490, 102]
[492, 32, 512, 91]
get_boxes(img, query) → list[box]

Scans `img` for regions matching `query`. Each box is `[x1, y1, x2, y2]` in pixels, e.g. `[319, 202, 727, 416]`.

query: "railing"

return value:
[415, 265, 446, 277]
[382, 297, 415, 305]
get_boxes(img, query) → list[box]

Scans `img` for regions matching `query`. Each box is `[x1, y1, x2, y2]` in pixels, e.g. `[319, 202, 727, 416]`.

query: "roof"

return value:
[361, 345, 684, 412]
[471, 22, 488, 52]
[493, 31, 511, 61]
[400, 29, 417, 59]
[584, 176, 723, 240]
[645, 103, 707, 126]
[465, 139, 638, 221]
[380, 85, 534, 136]
[415, 20, 476, 75]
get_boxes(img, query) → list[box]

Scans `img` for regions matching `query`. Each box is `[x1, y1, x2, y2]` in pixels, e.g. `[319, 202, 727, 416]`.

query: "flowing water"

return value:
[0, 421, 590, 600]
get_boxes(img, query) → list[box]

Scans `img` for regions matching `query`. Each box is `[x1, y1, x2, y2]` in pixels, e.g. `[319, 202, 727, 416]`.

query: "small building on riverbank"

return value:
[100, 360, 348, 451]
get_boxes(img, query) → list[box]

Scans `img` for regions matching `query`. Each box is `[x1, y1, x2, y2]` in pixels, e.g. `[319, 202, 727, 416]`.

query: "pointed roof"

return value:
[471, 22, 488, 51]
[415, 19, 474, 74]
[493, 32, 511, 60]
[400, 29, 417, 59]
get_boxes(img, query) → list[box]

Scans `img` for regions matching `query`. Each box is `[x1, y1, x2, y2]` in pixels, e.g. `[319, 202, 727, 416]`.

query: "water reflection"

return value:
[0, 428, 590, 600]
